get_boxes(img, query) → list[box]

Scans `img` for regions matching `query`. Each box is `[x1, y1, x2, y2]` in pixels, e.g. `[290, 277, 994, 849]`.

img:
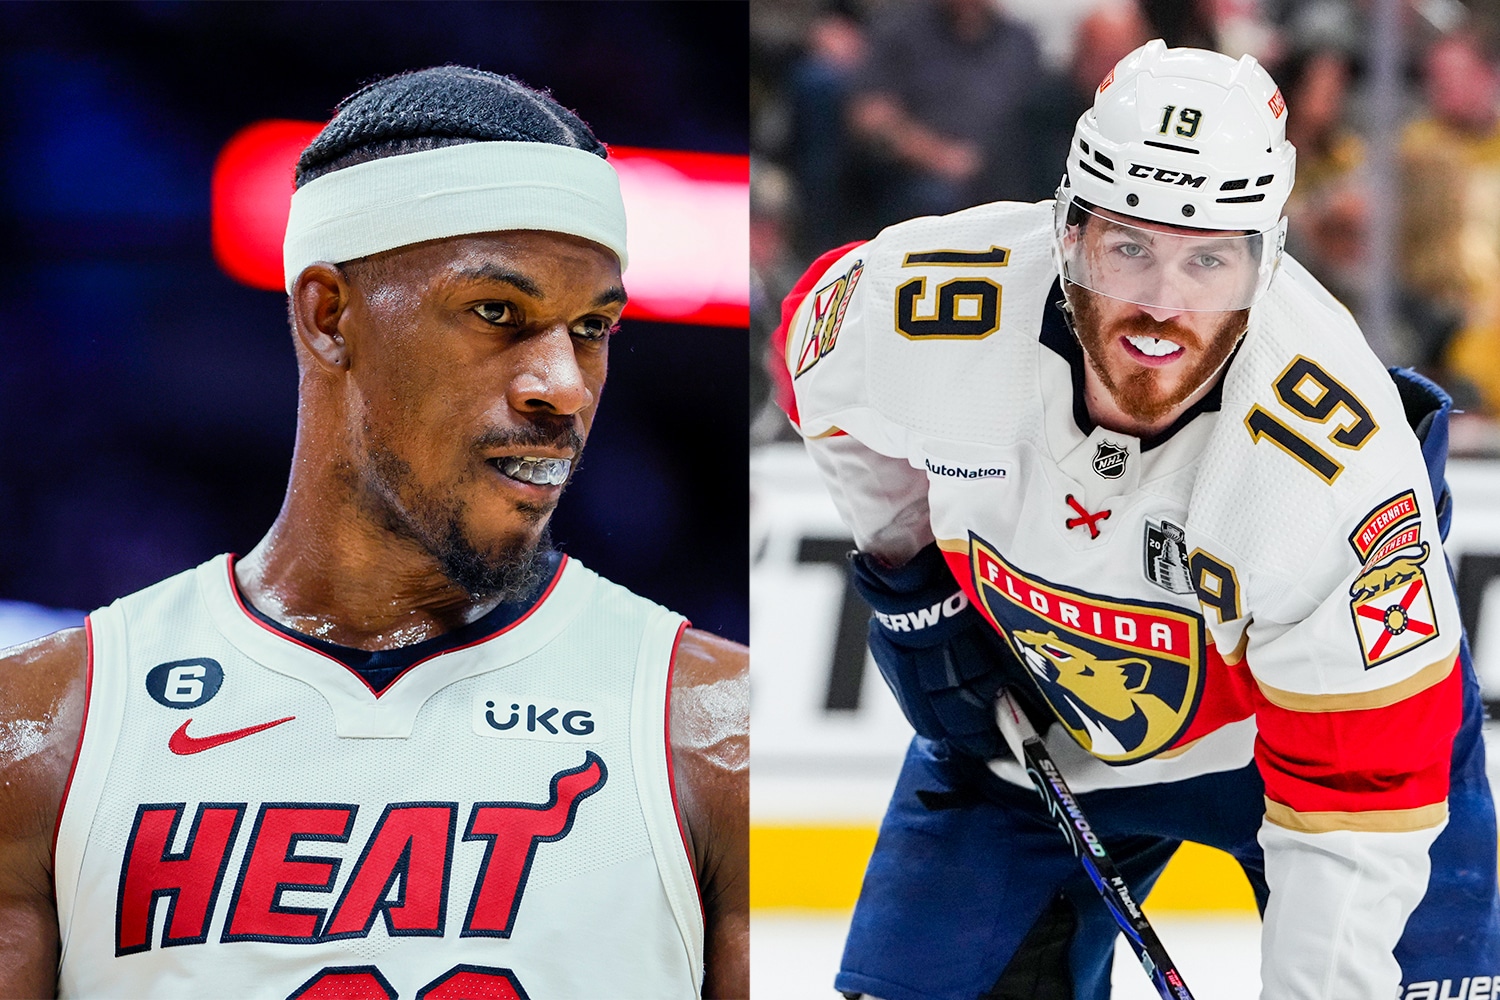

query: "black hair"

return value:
[295, 65, 606, 189]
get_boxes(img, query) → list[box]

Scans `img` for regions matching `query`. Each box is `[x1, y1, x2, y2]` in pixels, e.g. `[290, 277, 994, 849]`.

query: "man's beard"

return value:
[1068, 285, 1248, 426]
[426, 517, 554, 602]
[356, 419, 581, 601]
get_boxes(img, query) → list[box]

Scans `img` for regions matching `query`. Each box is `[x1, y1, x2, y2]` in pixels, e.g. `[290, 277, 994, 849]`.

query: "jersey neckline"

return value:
[1038, 280, 1230, 452]
[228, 550, 566, 695]
[196, 552, 597, 735]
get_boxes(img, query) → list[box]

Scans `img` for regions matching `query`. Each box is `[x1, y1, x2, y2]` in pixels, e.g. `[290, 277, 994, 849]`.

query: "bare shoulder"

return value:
[672, 627, 749, 690]
[0, 626, 89, 787]
[668, 626, 748, 837]
[669, 628, 748, 1000]
[0, 626, 89, 839]
[0, 626, 88, 999]
[668, 628, 749, 822]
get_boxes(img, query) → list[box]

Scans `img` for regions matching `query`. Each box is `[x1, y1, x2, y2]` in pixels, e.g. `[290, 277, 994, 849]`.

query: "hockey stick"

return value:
[995, 689, 1195, 1000]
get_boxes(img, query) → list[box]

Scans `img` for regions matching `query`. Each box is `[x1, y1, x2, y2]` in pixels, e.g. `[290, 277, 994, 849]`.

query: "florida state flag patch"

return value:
[793, 259, 863, 378]
[1348, 492, 1440, 668]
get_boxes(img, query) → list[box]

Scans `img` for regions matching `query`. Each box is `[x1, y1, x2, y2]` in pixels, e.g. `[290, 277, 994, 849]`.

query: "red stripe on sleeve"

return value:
[1173, 645, 1259, 747]
[768, 241, 867, 428]
[1254, 655, 1461, 815]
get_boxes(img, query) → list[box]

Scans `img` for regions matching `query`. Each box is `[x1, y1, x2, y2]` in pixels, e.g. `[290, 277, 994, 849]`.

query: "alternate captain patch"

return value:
[1143, 517, 1194, 594]
[969, 532, 1204, 764]
[1343, 489, 1440, 667]
[793, 259, 864, 378]
[1349, 489, 1419, 562]
[1092, 440, 1128, 479]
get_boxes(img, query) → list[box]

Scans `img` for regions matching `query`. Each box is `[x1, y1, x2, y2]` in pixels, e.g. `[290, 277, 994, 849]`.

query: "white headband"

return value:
[282, 140, 628, 293]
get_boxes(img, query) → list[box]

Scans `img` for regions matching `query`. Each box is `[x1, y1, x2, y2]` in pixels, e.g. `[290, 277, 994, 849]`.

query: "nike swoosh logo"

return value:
[168, 716, 295, 755]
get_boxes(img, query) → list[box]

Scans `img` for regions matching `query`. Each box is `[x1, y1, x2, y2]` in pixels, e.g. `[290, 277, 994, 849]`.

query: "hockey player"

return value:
[0, 68, 747, 998]
[776, 41, 1500, 999]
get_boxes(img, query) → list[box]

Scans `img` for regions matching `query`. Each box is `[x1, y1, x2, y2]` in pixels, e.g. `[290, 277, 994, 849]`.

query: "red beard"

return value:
[1069, 286, 1248, 427]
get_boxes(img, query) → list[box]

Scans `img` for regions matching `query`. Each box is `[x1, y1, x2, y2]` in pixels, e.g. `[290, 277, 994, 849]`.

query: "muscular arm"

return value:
[0, 628, 87, 999]
[670, 629, 748, 1000]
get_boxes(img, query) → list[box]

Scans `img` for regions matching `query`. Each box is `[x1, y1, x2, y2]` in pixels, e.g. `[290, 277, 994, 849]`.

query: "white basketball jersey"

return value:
[55, 553, 703, 1000]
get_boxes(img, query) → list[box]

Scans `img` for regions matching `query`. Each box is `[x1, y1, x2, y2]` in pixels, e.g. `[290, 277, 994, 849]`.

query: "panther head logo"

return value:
[1012, 629, 1182, 757]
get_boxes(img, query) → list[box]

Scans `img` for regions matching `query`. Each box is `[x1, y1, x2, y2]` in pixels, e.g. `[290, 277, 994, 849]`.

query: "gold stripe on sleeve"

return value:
[1213, 630, 1249, 666]
[1263, 797, 1448, 834]
[1255, 647, 1457, 713]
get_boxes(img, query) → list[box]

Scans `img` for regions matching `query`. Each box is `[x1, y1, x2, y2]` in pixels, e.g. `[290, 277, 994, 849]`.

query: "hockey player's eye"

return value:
[1114, 243, 1148, 259]
[1192, 254, 1225, 269]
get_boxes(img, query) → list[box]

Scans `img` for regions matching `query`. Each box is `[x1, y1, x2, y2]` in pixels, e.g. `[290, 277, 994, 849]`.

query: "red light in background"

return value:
[211, 120, 323, 292]
[607, 146, 749, 328]
[209, 122, 748, 328]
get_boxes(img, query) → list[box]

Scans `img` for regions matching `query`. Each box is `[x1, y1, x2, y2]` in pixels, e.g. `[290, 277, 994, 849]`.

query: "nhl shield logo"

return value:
[1144, 518, 1194, 594]
[1092, 440, 1128, 479]
[968, 533, 1203, 763]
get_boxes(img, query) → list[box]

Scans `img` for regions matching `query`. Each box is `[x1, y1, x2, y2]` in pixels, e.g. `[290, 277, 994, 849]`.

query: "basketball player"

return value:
[0, 67, 747, 999]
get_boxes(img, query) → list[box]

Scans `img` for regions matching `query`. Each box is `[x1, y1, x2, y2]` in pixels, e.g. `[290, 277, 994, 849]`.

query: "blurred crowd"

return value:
[750, 0, 1500, 450]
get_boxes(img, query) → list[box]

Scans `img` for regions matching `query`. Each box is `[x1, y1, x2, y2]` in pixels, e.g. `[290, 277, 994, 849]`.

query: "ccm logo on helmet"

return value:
[1128, 163, 1206, 188]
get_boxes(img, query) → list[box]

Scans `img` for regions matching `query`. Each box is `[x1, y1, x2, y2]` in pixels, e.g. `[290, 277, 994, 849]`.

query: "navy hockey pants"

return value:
[835, 639, 1500, 1000]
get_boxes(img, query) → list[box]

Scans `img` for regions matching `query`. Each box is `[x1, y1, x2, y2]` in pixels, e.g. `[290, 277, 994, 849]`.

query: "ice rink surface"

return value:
[751, 911, 1262, 999]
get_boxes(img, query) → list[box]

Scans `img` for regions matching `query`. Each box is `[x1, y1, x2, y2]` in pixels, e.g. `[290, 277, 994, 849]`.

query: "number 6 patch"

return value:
[1347, 492, 1440, 669]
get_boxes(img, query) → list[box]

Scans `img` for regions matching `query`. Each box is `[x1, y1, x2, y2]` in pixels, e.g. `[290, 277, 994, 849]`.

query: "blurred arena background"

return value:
[0, 0, 749, 646]
[750, 0, 1500, 994]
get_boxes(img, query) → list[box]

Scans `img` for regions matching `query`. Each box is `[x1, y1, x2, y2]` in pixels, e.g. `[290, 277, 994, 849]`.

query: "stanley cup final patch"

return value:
[1347, 491, 1440, 669]
[1143, 517, 1194, 595]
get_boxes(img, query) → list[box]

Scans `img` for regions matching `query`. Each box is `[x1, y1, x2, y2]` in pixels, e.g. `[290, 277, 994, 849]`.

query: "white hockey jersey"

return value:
[54, 553, 703, 999]
[779, 200, 1464, 997]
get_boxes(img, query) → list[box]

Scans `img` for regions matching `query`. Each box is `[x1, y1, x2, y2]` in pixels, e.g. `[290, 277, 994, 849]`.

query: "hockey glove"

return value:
[849, 542, 1020, 759]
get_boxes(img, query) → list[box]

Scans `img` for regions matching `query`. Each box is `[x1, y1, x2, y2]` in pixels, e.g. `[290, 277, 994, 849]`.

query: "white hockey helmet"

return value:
[1056, 40, 1296, 312]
